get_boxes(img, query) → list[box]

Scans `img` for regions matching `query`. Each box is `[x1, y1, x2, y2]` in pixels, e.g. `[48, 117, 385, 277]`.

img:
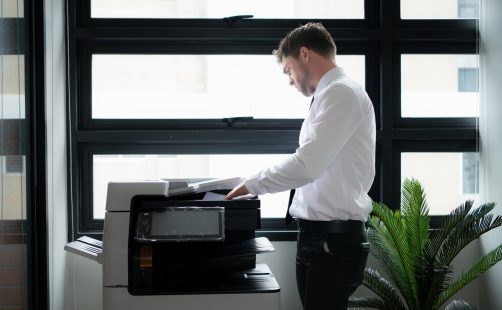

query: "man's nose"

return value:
[289, 78, 294, 86]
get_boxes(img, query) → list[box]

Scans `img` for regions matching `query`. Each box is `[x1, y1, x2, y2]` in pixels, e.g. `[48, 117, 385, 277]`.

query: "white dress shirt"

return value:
[244, 66, 376, 222]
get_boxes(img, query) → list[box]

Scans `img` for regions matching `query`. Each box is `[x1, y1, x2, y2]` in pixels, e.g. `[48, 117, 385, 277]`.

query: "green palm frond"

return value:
[361, 179, 501, 310]
[367, 215, 408, 290]
[419, 202, 500, 307]
[420, 201, 477, 307]
[363, 267, 406, 309]
[360, 267, 407, 310]
[420, 265, 452, 310]
[348, 296, 386, 309]
[400, 179, 430, 307]
[368, 203, 418, 309]
[435, 244, 502, 308]
[400, 179, 429, 255]
[436, 207, 502, 266]
[425, 201, 474, 265]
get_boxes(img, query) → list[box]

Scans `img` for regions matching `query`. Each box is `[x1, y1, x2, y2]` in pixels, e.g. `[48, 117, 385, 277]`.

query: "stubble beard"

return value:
[297, 64, 315, 97]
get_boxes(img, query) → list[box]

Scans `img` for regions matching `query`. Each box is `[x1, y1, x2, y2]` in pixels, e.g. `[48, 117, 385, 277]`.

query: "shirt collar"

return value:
[313, 66, 345, 98]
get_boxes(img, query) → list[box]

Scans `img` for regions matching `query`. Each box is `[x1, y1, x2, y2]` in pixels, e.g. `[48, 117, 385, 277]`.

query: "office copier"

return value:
[67, 178, 281, 310]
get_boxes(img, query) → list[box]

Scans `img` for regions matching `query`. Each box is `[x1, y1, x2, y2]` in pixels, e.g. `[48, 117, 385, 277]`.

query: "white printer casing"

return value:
[102, 180, 281, 310]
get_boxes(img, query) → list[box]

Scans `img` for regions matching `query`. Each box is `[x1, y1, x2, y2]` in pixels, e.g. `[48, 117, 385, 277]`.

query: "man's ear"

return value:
[299, 46, 309, 61]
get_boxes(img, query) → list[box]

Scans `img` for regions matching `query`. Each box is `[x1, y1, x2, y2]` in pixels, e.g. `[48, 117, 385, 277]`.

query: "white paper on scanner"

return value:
[168, 177, 243, 196]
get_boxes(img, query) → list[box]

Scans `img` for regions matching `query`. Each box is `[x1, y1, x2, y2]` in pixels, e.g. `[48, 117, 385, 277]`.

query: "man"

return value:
[224, 22, 375, 310]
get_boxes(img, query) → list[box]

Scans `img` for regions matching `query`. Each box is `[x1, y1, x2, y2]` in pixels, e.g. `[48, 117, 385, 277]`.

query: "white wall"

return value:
[479, 0, 502, 309]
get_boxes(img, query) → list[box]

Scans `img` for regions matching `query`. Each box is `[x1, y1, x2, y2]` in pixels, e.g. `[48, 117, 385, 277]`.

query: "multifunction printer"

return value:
[67, 179, 281, 310]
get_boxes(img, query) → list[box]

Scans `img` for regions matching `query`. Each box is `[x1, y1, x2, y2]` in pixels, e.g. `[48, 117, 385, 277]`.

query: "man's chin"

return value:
[301, 91, 313, 97]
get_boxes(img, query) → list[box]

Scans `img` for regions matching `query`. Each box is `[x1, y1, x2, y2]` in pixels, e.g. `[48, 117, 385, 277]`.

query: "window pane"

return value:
[93, 154, 290, 219]
[0, 156, 27, 219]
[91, 0, 364, 19]
[1, 55, 26, 119]
[4, 156, 25, 174]
[401, 54, 479, 118]
[401, 152, 479, 215]
[401, 0, 479, 19]
[0, 0, 24, 17]
[458, 68, 479, 92]
[92, 54, 365, 119]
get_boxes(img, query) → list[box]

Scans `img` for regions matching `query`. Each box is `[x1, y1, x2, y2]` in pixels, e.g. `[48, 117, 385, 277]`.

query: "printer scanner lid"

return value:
[105, 177, 243, 212]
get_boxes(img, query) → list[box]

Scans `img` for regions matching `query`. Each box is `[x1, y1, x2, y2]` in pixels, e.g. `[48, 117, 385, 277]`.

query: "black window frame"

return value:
[67, 0, 479, 241]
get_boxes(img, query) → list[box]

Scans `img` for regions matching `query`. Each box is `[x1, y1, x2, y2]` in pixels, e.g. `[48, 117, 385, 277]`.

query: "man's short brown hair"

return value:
[273, 22, 337, 62]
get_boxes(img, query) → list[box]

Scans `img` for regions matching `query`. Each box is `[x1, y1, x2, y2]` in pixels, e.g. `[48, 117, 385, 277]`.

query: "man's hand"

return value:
[224, 182, 250, 200]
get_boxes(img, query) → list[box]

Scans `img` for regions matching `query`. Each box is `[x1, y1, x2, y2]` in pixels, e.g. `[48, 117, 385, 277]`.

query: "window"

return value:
[458, 0, 479, 18]
[68, 0, 479, 240]
[458, 67, 479, 93]
[90, 0, 365, 19]
[92, 154, 290, 219]
[401, 54, 479, 118]
[3, 156, 25, 174]
[91, 54, 364, 119]
[401, 0, 479, 19]
[401, 152, 479, 215]
[462, 152, 479, 195]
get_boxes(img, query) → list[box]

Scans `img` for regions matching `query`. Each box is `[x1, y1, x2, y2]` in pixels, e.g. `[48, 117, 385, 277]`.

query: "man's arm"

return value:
[244, 85, 365, 196]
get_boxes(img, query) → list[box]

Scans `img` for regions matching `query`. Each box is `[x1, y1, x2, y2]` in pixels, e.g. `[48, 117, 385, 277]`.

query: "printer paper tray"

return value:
[134, 264, 280, 295]
[153, 237, 274, 272]
[204, 236, 274, 259]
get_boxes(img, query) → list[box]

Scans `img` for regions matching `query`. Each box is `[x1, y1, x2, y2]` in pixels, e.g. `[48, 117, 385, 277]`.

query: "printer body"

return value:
[102, 180, 281, 310]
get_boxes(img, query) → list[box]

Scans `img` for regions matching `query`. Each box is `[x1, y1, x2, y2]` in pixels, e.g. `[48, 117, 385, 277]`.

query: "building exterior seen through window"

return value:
[401, 54, 479, 118]
[401, 0, 479, 19]
[4, 156, 25, 174]
[0, 55, 27, 221]
[401, 153, 479, 215]
[90, 0, 365, 19]
[92, 55, 364, 119]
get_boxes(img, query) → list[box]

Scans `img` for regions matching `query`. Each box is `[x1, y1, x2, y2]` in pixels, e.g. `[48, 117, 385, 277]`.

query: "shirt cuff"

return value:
[244, 173, 266, 196]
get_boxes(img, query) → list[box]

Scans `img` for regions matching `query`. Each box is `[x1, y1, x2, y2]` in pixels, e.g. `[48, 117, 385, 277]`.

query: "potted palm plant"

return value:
[349, 178, 502, 309]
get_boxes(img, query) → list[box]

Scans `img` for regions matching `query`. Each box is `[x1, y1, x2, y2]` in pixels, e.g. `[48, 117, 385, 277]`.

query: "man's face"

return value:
[281, 54, 314, 97]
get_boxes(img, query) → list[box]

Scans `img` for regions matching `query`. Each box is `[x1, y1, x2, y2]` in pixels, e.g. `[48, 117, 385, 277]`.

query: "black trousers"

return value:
[295, 227, 369, 310]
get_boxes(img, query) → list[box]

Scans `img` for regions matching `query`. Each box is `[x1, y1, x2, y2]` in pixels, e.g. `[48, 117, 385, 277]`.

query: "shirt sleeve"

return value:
[245, 84, 367, 195]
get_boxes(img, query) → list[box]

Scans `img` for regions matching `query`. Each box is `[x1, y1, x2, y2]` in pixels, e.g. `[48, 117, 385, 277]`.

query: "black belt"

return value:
[297, 219, 365, 234]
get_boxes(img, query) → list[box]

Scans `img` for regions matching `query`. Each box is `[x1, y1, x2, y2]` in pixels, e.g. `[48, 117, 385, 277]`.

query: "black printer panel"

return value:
[128, 194, 264, 295]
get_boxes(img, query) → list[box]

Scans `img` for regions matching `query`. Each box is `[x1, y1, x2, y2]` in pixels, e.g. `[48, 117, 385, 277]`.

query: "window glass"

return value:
[401, 54, 479, 118]
[401, 152, 479, 215]
[92, 54, 365, 119]
[91, 0, 364, 19]
[401, 0, 479, 19]
[0, 156, 26, 219]
[0, 0, 24, 17]
[458, 0, 479, 18]
[0, 56, 26, 221]
[4, 156, 24, 174]
[93, 154, 290, 219]
[462, 152, 479, 194]
[458, 68, 479, 92]
[1, 55, 26, 119]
